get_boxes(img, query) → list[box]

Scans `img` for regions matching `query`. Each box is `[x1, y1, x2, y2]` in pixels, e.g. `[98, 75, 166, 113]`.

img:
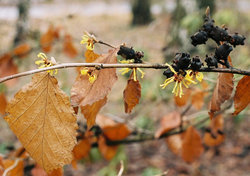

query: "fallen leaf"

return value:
[80, 96, 107, 129]
[72, 138, 91, 160]
[85, 49, 100, 63]
[233, 76, 250, 115]
[71, 48, 118, 107]
[13, 43, 31, 58]
[40, 25, 55, 52]
[5, 73, 77, 173]
[165, 134, 182, 155]
[174, 88, 191, 107]
[98, 135, 118, 160]
[63, 34, 78, 58]
[191, 89, 206, 110]
[181, 126, 204, 163]
[123, 78, 141, 113]
[0, 93, 7, 115]
[155, 111, 181, 138]
[2, 159, 24, 176]
[0, 53, 18, 87]
[103, 124, 131, 141]
[96, 114, 116, 128]
[209, 65, 234, 118]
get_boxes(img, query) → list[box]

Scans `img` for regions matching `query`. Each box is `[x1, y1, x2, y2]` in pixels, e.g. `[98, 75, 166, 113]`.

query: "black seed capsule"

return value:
[190, 56, 203, 70]
[205, 54, 218, 68]
[191, 30, 208, 46]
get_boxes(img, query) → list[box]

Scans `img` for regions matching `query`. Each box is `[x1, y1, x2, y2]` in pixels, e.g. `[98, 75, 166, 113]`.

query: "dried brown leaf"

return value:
[0, 93, 7, 115]
[81, 96, 107, 129]
[209, 65, 234, 117]
[96, 114, 117, 128]
[103, 124, 131, 141]
[191, 89, 206, 110]
[13, 43, 31, 58]
[5, 73, 77, 173]
[63, 34, 78, 58]
[181, 126, 204, 163]
[174, 88, 191, 107]
[233, 76, 250, 115]
[165, 134, 182, 155]
[98, 135, 118, 160]
[2, 159, 24, 176]
[155, 111, 181, 138]
[123, 78, 141, 113]
[85, 50, 100, 63]
[40, 25, 55, 52]
[71, 48, 118, 107]
[0, 53, 18, 87]
[72, 138, 91, 160]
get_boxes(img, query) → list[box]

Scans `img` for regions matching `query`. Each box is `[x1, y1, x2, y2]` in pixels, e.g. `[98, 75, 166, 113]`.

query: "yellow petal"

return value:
[172, 81, 178, 94]
[165, 63, 177, 74]
[119, 68, 131, 75]
[137, 68, 145, 79]
[35, 60, 44, 65]
[37, 52, 47, 60]
[196, 72, 204, 82]
[160, 77, 174, 89]
[89, 74, 97, 83]
[133, 68, 137, 81]
[81, 69, 88, 75]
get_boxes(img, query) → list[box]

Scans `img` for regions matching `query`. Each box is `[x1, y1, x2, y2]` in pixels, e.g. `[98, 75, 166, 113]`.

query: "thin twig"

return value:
[0, 63, 249, 83]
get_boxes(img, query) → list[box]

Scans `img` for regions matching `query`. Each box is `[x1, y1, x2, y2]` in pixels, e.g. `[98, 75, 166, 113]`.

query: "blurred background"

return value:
[0, 0, 249, 175]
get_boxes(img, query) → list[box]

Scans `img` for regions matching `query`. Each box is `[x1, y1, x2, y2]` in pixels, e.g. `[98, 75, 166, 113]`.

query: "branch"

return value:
[1, 62, 249, 83]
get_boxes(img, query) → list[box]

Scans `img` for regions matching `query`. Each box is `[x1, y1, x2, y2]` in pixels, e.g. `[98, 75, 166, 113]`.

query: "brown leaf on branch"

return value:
[40, 25, 55, 53]
[80, 96, 107, 129]
[31, 165, 63, 176]
[204, 115, 225, 147]
[98, 135, 118, 160]
[72, 138, 91, 160]
[181, 126, 204, 163]
[63, 34, 78, 58]
[0, 53, 18, 87]
[233, 76, 250, 115]
[85, 49, 100, 63]
[165, 134, 182, 155]
[96, 115, 131, 140]
[5, 73, 78, 173]
[209, 64, 234, 118]
[174, 88, 191, 107]
[0, 93, 7, 115]
[13, 43, 31, 58]
[155, 111, 181, 138]
[123, 78, 141, 113]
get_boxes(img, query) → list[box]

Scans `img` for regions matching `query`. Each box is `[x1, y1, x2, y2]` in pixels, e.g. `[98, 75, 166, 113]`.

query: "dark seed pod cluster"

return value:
[118, 45, 144, 63]
[190, 7, 246, 68]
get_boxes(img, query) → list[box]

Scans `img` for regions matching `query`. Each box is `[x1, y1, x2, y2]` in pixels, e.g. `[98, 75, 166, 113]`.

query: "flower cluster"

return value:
[80, 68, 97, 83]
[35, 53, 58, 76]
[160, 63, 203, 98]
[80, 31, 98, 50]
[119, 59, 145, 81]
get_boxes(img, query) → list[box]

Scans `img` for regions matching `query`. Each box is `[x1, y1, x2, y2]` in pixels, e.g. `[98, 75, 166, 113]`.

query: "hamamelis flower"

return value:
[160, 63, 197, 98]
[80, 68, 97, 83]
[119, 59, 145, 81]
[80, 31, 98, 50]
[189, 71, 204, 82]
[35, 53, 57, 76]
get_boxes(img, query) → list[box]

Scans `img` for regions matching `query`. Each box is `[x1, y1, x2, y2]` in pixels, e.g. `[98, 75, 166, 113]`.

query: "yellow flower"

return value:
[80, 68, 97, 83]
[160, 63, 197, 98]
[80, 31, 97, 50]
[35, 53, 57, 76]
[119, 59, 145, 81]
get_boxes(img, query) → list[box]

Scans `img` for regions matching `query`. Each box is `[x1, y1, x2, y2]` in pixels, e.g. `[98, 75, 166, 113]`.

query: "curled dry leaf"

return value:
[5, 73, 78, 173]
[0, 93, 7, 115]
[123, 77, 141, 113]
[204, 115, 225, 147]
[233, 76, 250, 115]
[13, 43, 31, 58]
[0, 53, 18, 87]
[155, 111, 181, 138]
[80, 97, 107, 129]
[98, 135, 118, 160]
[71, 48, 118, 107]
[174, 88, 191, 107]
[85, 49, 100, 63]
[181, 126, 204, 163]
[209, 65, 234, 118]
[40, 25, 55, 52]
[63, 34, 78, 58]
